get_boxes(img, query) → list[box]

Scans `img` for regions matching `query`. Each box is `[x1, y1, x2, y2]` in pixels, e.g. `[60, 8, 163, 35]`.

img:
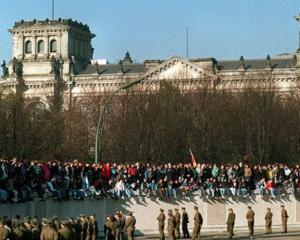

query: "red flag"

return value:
[189, 148, 197, 168]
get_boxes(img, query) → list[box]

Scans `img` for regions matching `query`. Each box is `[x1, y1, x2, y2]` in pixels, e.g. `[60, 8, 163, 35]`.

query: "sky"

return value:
[1, 0, 300, 63]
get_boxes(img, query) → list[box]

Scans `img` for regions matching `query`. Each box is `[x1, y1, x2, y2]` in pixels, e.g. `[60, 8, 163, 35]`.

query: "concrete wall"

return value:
[1, 194, 300, 235]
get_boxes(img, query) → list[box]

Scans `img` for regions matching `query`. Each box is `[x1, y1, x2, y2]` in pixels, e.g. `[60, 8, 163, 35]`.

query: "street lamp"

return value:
[94, 78, 142, 163]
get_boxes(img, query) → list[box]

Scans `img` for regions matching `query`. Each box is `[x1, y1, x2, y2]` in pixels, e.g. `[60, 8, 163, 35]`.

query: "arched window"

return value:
[50, 39, 57, 52]
[37, 40, 44, 53]
[25, 40, 32, 54]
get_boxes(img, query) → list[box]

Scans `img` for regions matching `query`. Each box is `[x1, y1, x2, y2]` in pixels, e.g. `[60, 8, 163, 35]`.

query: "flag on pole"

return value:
[189, 148, 197, 168]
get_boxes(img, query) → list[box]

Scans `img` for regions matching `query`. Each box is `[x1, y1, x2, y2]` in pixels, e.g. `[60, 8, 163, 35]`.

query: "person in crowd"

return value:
[265, 208, 273, 234]
[157, 209, 165, 240]
[181, 208, 189, 239]
[226, 208, 235, 239]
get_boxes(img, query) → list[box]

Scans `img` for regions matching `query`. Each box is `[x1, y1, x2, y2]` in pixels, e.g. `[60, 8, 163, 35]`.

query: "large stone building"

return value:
[1, 18, 300, 106]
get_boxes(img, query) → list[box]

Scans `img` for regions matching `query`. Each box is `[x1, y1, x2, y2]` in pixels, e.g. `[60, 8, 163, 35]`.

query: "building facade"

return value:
[1, 18, 300, 106]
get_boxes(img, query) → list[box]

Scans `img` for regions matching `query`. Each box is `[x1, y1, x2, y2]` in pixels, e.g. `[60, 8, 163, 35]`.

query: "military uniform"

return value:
[0, 225, 9, 240]
[58, 226, 73, 240]
[105, 217, 116, 240]
[265, 210, 273, 234]
[40, 225, 58, 240]
[157, 211, 165, 240]
[226, 211, 235, 238]
[167, 213, 176, 240]
[246, 208, 255, 237]
[125, 214, 136, 240]
[31, 225, 41, 240]
[174, 210, 180, 239]
[181, 210, 189, 239]
[281, 208, 289, 233]
[191, 210, 203, 240]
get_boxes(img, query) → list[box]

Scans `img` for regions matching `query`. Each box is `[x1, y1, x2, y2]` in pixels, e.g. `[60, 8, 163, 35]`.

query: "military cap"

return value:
[24, 216, 31, 223]
[31, 218, 38, 225]
[128, 211, 133, 216]
[194, 206, 198, 210]
[61, 220, 69, 225]
[79, 214, 85, 218]
[160, 208, 164, 212]
[182, 207, 185, 210]
[281, 205, 285, 208]
[267, 208, 271, 210]
[247, 206, 252, 209]
[174, 208, 178, 211]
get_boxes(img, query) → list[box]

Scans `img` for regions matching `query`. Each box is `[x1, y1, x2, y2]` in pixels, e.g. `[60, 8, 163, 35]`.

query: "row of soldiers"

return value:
[157, 205, 289, 240]
[0, 214, 98, 240]
[230, 205, 289, 239]
[104, 211, 136, 240]
[157, 206, 203, 240]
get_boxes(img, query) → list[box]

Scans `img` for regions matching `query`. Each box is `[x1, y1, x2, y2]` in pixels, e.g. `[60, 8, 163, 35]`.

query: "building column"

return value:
[45, 35, 49, 59]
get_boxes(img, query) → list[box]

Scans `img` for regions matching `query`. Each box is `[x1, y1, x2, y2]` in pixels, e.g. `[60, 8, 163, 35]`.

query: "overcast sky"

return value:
[1, 0, 300, 63]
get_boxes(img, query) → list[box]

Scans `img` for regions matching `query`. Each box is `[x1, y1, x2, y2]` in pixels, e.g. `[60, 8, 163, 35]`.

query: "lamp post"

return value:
[94, 78, 142, 163]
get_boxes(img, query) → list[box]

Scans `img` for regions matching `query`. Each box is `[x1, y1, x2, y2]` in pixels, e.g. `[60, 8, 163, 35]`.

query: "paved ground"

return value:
[136, 231, 300, 240]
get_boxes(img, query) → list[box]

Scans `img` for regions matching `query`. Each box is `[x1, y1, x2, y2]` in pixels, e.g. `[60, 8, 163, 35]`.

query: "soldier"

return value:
[0, 219, 9, 240]
[79, 215, 88, 240]
[157, 208, 165, 240]
[191, 206, 203, 240]
[264, 208, 273, 234]
[31, 218, 41, 240]
[174, 209, 180, 239]
[40, 219, 58, 240]
[58, 220, 73, 240]
[125, 212, 136, 240]
[118, 212, 126, 240]
[104, 216, 116, 240]
[181, 207, 189, 239]
[226, 208, 235, 239]
[281, 205, 289, 233]
[246, 206, 255, 239]
[11, 219, 23, 240]
[167, 210, 176, 240]
[115, 213, 122, 240]
[88, 215, 97, 240]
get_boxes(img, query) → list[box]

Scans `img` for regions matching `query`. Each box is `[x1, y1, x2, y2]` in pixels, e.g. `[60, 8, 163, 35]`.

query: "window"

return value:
[25, 40, 32, 53]
[50, 39, 57, 52]
[37, 40, 44, 53]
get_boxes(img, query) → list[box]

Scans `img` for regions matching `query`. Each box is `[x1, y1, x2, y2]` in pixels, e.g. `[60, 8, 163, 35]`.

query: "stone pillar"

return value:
[45, 35, 49, 59]
[20, 34, 24, 59]
[32, 35, 37, 59]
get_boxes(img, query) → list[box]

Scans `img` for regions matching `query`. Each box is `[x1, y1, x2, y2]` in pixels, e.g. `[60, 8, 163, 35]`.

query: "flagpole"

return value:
[52, 0, 55, 20]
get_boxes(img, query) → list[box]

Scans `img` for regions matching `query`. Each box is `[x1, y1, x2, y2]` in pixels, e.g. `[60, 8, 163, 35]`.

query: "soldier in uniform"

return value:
[0, 219, 9, 240]
[58, 220, 73, 240]
[246, 206, 255, 239]
[79, 215, 88, 240]
[174, 209, 180, 239]
[31, 218, 41, 240]
[11, 219, 24, 240]
[104, 216, 116, 240]
[265, 208, 273, 234]
[118, 212, 126, 240]
[40, 219, 58, 240]
[125, 212, 136, 240]
[226, 208, 235, 239]
[88, 215, 97, 240]
[167, 210, 176, 240]
[191, 206, 203, 240]
[115, 213, 122, 240]
[281, 205, 289, 233]
[156, 208, 165, 240]
[181, 208, 189, 239]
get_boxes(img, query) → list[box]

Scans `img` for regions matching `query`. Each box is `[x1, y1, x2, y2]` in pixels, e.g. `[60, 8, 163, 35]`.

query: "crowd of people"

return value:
[0, 158, 300, 203]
